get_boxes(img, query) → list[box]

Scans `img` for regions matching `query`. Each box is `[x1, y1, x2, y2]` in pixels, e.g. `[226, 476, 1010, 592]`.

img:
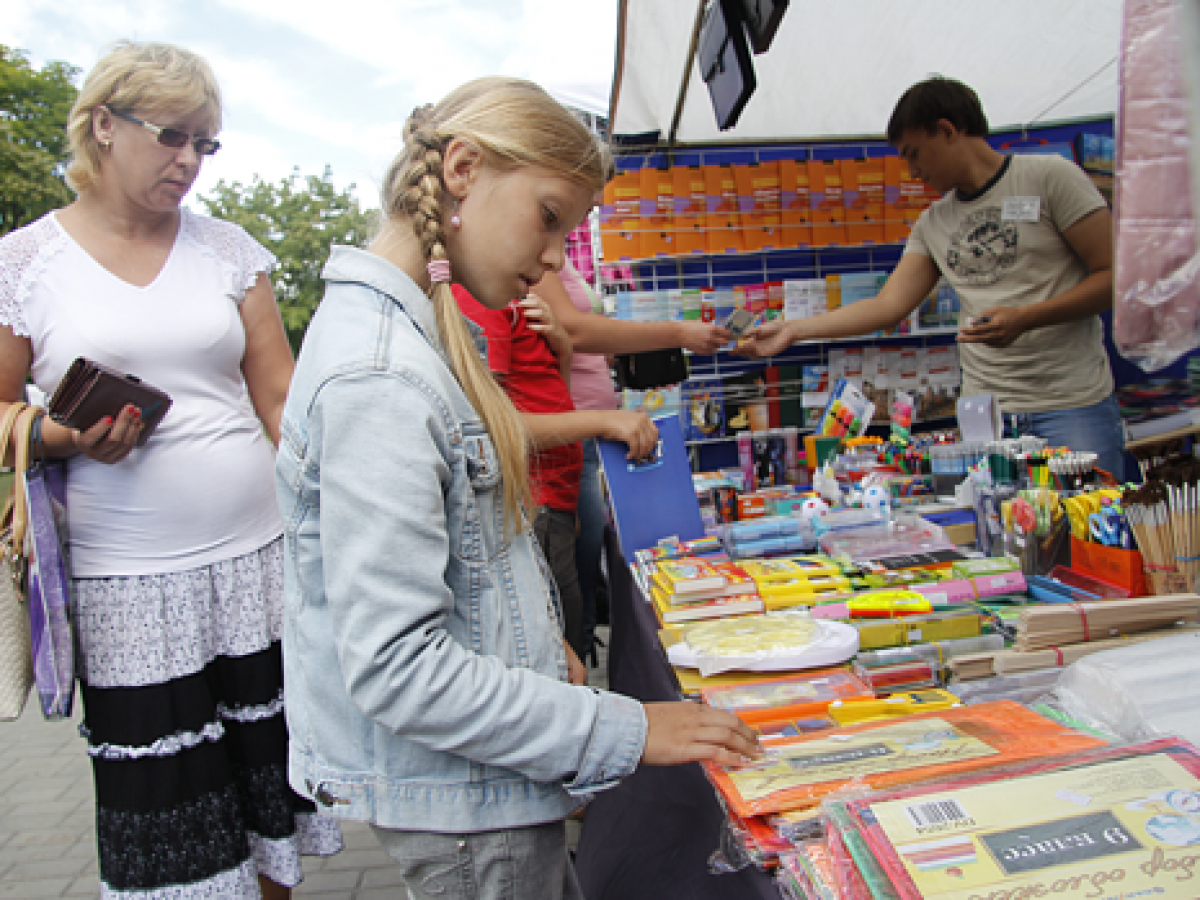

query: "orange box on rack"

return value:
[884, 156, 941, 243]
[599, 169, 643, 261]
[845, 157, 886, 245]
[639, 166, 676, 259]
[779, 158, 812, 249]
[735, 161, 783, 253]
[704, 164, 745, 255]
[671, 165, 708, 256]
[808, 159, 847, 247]
[1068, 535, 1149, 597]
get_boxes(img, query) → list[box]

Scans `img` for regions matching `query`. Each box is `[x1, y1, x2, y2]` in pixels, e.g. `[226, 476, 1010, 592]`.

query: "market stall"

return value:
[572, 3, 1200, 899]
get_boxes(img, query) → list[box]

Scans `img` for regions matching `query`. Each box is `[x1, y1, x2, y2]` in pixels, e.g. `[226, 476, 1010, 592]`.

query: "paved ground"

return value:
[0, 628, 608, 898]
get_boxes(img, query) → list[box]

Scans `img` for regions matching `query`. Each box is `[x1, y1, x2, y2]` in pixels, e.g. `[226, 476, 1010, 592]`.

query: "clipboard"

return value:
[599, 414, 705, 556]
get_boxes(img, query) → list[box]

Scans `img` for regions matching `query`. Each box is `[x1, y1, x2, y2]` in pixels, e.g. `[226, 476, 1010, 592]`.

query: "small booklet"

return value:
[48, 357, 172, 447]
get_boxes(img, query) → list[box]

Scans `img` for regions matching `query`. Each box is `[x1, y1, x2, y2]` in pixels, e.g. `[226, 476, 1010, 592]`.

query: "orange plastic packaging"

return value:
[808, 160, 847, 247]
[639, 166, 675, 258]
[735, 161, 783, 252]
[701, 668, 873, 725]
[779, 158, 812, 248]
[671, 165, 708, 256]
[600, 169, 643, 261]
[704, 699, 1107, 819]
[844, 157, 885, 245]
[704, 164, 744, 254]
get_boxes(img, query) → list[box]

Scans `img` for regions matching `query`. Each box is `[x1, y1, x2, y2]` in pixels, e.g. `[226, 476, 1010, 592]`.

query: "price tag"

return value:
[1001, 196, 1040, 222]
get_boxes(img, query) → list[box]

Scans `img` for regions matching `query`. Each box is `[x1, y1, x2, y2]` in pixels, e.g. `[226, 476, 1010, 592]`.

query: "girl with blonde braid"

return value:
[275, 77, 761, 900]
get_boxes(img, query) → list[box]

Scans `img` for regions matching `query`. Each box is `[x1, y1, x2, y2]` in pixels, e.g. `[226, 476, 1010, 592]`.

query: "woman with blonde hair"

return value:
[276, 76, 760, 899]
[0, 41, 341, 898]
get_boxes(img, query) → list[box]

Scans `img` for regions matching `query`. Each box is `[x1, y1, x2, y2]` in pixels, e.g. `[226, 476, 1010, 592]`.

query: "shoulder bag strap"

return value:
[0, 401, 29, 554]
[10, 406, 42, 555]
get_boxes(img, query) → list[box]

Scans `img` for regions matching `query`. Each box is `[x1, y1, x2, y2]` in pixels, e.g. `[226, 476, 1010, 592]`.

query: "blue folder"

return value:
[599, 414, 705, 556]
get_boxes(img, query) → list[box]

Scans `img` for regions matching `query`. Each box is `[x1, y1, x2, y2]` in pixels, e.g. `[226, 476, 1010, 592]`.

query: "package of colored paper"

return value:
[837, 738, 1200, 900]
[704, 700, 1106, 819]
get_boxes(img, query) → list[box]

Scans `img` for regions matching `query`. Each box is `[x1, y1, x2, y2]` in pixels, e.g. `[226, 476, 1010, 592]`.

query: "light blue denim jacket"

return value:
[276, 246, 647, 832]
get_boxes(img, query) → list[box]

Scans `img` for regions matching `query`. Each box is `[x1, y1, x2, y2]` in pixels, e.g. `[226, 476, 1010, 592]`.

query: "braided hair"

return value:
[381, 79, 609, 533]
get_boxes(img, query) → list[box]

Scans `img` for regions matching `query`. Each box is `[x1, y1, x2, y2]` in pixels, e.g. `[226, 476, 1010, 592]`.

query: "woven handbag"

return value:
[0, 402, 35, 721]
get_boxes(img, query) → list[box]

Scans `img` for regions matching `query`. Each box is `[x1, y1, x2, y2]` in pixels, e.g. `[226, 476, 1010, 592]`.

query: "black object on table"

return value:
[574, 530, 778, 900]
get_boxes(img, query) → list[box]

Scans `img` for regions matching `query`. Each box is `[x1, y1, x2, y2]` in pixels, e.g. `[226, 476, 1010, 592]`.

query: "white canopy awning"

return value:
[610, 0, 1122, 145]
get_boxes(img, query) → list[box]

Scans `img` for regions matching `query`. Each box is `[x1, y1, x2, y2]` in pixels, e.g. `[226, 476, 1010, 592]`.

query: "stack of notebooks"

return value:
[648, 557, 763, 623]
[821, 737, 1200, 900]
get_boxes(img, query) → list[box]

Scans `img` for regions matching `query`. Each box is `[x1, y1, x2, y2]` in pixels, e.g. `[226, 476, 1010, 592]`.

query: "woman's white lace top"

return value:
[0, 209, 284, 577]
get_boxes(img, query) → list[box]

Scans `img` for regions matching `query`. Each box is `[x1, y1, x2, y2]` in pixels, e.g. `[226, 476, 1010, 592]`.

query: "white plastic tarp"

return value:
[610, 0, 1123, 144]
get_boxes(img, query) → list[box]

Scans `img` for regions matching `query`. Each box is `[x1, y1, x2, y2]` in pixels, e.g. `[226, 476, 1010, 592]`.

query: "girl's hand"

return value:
[601, 411, 658, 460]
[564, 640, 588, 686]
[640, 701, 763, 767]
[69, 404, 142, 464]
[519, 293, 571, 361]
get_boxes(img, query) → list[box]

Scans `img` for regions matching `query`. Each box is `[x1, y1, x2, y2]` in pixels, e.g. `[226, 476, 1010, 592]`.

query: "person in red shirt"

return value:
[452, 284, 656, 671]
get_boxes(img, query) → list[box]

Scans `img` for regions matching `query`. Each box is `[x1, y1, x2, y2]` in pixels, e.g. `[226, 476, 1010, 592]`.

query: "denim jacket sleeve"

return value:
[311, 371, 646, 789]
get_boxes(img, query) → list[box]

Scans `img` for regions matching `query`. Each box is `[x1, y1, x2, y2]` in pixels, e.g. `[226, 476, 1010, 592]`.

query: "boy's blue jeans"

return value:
[1004, 395, 1126, 482]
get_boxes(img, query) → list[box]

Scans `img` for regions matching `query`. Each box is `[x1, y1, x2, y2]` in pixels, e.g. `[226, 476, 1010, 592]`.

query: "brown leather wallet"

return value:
[47, 357, 172, 447]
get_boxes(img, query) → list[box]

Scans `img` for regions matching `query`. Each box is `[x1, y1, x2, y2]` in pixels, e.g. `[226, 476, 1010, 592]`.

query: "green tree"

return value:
[0, 45, 79, 234]
[0, 46, 78, 234]
[199, 167, 377, 351]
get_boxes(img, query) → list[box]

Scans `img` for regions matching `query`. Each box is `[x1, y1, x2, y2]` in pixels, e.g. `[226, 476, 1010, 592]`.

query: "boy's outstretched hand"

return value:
[640, 701, 763, 768]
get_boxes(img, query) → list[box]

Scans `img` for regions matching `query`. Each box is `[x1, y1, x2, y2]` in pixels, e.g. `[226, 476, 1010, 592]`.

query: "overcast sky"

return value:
[1, 0, 618, 208]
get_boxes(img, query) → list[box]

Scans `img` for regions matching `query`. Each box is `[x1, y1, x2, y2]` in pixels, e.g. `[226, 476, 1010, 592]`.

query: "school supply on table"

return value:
[666, 612, 860, 675]
[851, 648, 938, 693]
[832, 740, 1200, 900]
[826, 688, 961, 726]
[1013, 594, 1200, 651]
[853, 634, 1005, 691]
[649, 587, 764, 624]
[1051, 631, 1200, 747]
[703, 700, 1106, 818]
[948, 624, 1200, 679]
[48, 356, 172, 447]
[701, 669, 873, 725]
[853, 609, 984, 651]
[600, 413, 705, 554]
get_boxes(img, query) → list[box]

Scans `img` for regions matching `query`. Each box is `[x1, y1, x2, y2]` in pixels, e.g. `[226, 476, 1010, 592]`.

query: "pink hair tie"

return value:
[427, 259, 452, 284]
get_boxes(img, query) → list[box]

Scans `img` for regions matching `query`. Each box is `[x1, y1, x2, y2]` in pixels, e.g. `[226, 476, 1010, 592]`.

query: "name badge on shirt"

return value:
[1001, 196, 1041, 222]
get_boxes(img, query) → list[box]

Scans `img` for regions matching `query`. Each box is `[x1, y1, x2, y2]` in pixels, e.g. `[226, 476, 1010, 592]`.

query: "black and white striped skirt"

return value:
[74, 537, 343, 898]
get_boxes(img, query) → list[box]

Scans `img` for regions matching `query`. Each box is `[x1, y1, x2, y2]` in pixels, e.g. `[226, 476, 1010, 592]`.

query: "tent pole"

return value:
[667, 0, 708, 150]
[608, 0, 630, 131]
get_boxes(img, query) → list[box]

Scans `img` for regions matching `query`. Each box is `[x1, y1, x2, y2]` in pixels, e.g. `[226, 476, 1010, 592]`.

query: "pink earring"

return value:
[450, 199, 462, 229]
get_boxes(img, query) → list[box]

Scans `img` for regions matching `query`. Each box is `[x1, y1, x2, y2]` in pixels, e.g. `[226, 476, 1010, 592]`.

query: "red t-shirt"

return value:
[452, 285, 582, 512]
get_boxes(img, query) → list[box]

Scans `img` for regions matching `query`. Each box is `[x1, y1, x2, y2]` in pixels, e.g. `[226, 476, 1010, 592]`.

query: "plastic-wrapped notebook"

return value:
[704, 700, 1106, 819]
[841, 738, 1200, 900]
[701, 669, 873, 725]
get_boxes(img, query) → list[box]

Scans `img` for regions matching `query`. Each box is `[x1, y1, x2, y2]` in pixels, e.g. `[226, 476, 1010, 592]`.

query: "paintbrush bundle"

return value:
[1124, 459, 1200, 590]
[1013, 594, 1200, 651]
